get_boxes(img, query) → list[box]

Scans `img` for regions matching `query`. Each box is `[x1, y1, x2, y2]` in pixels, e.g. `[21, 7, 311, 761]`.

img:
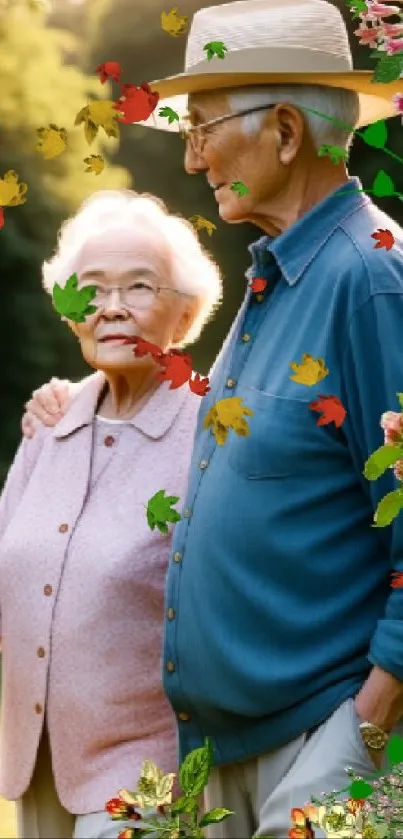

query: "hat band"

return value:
[185, 46, 353, 76]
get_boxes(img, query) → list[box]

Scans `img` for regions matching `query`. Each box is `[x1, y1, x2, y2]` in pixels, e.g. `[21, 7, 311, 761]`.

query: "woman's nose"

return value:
[102, 288, 129, 314]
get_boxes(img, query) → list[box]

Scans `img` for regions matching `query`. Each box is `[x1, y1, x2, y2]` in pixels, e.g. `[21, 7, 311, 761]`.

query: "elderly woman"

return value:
[0, 189, 222, 839]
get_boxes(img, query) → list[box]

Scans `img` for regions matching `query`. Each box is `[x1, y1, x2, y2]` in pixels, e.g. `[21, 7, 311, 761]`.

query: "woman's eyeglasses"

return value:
[77, 280, 193, 311]
[179, 104, 276, 156]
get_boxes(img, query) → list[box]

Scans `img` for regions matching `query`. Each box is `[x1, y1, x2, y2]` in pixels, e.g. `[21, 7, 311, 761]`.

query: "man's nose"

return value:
[183, 145, 207, 174]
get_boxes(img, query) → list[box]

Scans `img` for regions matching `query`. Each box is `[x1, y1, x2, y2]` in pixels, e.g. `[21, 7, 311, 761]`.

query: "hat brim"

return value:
[134, 71, 401, 131]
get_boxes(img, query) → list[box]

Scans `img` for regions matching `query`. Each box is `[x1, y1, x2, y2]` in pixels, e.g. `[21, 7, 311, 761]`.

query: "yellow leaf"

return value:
[289, 353, 329, 386]
[84, 120, 99, 146]
[84, 154, 105, 175]
[214, 422, 229, 446]
[204, 397, 254, 445]
[215, 396, 254, 427]
[0, 170, 28, 207]
[161, 6, 188, 35]
[35, 125, 67, 159]
[155, 773, 175, 804]
[188, 214, 217, 236]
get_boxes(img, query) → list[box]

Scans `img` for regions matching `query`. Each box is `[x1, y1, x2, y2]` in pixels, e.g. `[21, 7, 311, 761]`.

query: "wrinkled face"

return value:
[184, 90, 285, 224]
[68, 225, 195, 373]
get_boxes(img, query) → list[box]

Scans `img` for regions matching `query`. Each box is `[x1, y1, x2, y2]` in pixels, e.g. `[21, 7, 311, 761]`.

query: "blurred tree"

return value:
[0, 0, 131, 485]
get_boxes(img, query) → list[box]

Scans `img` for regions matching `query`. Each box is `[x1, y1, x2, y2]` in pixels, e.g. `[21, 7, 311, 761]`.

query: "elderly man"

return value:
[21, 0, 403, 836]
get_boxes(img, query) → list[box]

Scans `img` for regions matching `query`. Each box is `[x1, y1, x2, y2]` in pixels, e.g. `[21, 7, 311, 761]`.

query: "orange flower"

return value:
[346, 798, 364, 815]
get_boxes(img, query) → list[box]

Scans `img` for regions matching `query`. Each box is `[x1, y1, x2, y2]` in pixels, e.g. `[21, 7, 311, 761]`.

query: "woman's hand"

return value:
[21, 377, 73, 438]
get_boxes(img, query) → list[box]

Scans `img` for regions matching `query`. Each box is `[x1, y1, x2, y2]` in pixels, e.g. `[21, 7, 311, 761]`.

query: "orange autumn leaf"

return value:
[250, 276, 267, 293]
[309, 394, 347, 427]
[371, 228, 395, 250]
[96, 61, 123, 84]
[391, 571, 403, 588]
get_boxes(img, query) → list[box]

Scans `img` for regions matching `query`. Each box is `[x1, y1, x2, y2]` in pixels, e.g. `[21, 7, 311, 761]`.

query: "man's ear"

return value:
[65, 319, 80, 338]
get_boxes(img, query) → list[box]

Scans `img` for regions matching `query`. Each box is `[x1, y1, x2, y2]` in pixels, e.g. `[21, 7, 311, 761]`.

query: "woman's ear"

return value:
[173, 302, 198, 345]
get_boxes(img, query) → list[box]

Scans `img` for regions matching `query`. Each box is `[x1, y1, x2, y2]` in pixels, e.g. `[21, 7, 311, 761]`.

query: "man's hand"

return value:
[354, 665, 403, 769]
[21, 377, 73, 438]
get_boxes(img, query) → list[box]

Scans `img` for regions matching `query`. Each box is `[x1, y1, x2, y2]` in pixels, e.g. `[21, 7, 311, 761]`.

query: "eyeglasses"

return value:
[179, 105, 276, 156]
[77, 280, 193, 311]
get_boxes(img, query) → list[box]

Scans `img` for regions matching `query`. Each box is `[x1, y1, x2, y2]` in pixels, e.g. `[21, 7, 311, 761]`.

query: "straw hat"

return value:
[137, 0, 402, 132]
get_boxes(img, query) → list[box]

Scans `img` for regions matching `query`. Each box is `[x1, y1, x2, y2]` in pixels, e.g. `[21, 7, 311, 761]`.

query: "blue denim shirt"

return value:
[163, 176, 403, 766]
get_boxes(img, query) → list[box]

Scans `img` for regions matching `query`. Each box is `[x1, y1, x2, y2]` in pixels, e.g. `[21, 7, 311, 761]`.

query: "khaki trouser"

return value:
[204, 698, 403, 838]
[14, 725, 160, 839]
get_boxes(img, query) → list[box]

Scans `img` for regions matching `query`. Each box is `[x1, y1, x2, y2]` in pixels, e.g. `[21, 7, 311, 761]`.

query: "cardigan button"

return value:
[104, 435, 115, 447]
[37, 647, 46, 658]
[58, 523, 68, 533]
[43, 584, 53, 596]
[34, 703, 42, 715]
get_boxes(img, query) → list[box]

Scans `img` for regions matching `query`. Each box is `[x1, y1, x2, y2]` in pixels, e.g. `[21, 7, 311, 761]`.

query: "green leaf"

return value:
[349, 779, 374, 799]
[230, 180, 249, 197]
[386, 733, 403, 765]
[52, 272, 98, 322]
[373, 489, 403, 528]
[344, 0, 368, 16]
[199, 808, 234, 827]
[170, 795, 199, 815]
[361, 120, 388, 149]
[317, 144, 348, 165]
[159, 105, 180, 124]
[397, 393, 403, 410]
[372, 170, 396, 198]
[364, 444, 403, 480]
[145, 489, 181, 534]
[203, 40, 228, 60]
[372, 52, 403, 83]
[179, 737, 213, 797]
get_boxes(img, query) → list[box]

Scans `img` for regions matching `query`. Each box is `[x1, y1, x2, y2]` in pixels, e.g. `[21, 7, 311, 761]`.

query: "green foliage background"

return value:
[1, 0, 403, 486]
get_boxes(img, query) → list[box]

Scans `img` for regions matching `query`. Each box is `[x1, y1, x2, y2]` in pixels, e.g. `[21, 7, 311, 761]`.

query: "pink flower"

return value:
[354, 23, 385, 45]
[361, 1, 402, 19]
[392, 92, 403, 114]
[394, 460, 403, 481]
[385, 36, 403, 53]
[383, 22, 403, 36]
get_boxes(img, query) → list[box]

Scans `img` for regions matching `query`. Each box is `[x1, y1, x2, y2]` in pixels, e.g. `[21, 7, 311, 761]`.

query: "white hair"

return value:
[42, 190, 223, 348]
[226, 84, 360, 153]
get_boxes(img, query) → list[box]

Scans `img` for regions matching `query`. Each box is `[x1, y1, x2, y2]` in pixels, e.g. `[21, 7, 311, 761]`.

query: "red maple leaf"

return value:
[371, 228, 395, 251]
[123, 336, 164, 361]
[0, 208, 4, 231]
[96, 61, 123, 85]
[249, 276, 267, 293]
[309, 394, 347, 428]
[155, 351, 193, 389]
[189, 373, 210, 396]
[390, 571, 403, 589]
[114, 82, 159, 124]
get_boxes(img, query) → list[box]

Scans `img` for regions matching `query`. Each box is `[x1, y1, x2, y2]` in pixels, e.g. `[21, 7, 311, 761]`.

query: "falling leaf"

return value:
[159, 105, 180, 125]
[390, 571, 403, 588]
[83, 154, 105, 175]
[96, 61, 123, 85]
[189, 373, 210, 396]
[52, 272, 98, 322]
[0, 208, 4, 229]
[160, 6, 188, 36]
[371, 228, 395, 251]
[372, 488, 403, 527]
[289, 354, 329, 386]
[309, 394, 347, 427]
[364, 443, 403, 481]
[123, 335, 164, 362]
[75, 100, 122, 145]
[0, 170, 28, 207]
[114, 82, 159, 124]
[349, 779, 374, 800]
[203, 40, 228, 60]
[156, 351, 194, 390]
[372, 52, 403, 84]
[249, 277, 267, 293]
[146, 489, 181, 533]
[372, 170, 395, 198]
[203, 396, 254, 446]
[386, 733, 403, 765]
[361, 120, 388, 149]
[35, 124, 67, 159]
[120, 760, 175, 809]
[345, 0, 368, 17]
[317, 144, 348, 165]
[188, 215, 217, 236]
[230, 180, 249, 197]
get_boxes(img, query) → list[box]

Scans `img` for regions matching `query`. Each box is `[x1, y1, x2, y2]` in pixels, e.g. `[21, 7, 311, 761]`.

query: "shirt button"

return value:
[34, 703, 42, 715]
[167, 608, 175, 620]
[256, 294, 264, 303]
[43, 584, 52, 596]
[104, 435, 115, 447]
[166, 661, 175, 673]
[37, 647, 46, 658]
[183, 508, 192, 519]
[226, 377, 236, 388]
[199, 459, 208, 470]
[58, 523, 69, 533]
[173, 552, 182, 563]
[241, 333, 251, 343]
[178, 712, 191, 722]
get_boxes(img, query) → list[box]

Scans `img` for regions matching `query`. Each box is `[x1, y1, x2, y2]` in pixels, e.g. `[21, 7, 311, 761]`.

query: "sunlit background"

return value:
[1, 0, 403, 834]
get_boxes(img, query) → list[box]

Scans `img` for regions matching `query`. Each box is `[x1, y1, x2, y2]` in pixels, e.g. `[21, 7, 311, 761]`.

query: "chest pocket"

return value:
[227, 387, 324, 479]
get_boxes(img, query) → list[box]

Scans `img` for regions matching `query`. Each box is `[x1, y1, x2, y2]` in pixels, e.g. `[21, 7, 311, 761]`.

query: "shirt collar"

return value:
[246, 176, 370, 286]
[52, 370, 191, 441]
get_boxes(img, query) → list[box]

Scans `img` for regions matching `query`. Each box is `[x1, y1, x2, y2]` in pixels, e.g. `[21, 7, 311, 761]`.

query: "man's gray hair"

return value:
[226, 84, 360, 153]
[42, 190, 223, 348]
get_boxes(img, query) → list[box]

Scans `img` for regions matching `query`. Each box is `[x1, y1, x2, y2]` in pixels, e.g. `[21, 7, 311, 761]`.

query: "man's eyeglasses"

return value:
[77, 280, 194, 311]
[179, 104, 276, 156]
